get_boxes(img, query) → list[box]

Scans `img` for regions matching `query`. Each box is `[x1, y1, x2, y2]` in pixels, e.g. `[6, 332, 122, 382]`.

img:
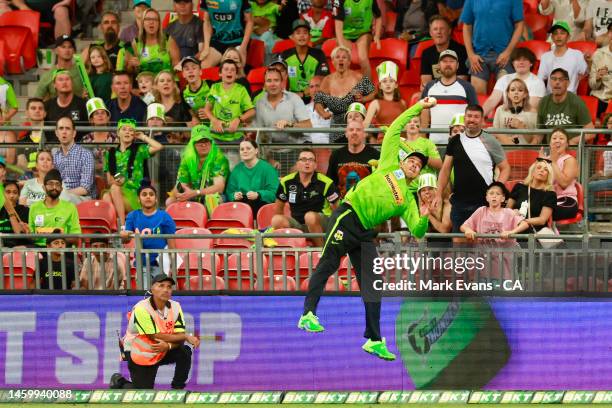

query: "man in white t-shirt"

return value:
[537, 20, 588, 94]
[305, 76, 331, 143]
[584, 0, 612, 46]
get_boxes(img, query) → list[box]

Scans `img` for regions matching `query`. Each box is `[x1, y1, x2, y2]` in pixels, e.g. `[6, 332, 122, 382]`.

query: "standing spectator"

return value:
[250, 0, 286, 57]
[333, 0, 382, 77]
[394, 0, 427, 47]
[222, 47, 252, 95]
[0, 76, 18, 165]
[536, 68, 594, 143]
[589, 22, 612, 117]
[417, 173, 452, 235]
[86, 45, 113, 102]
[583, 0, 612, 46]
[0, 180, 30, 247]
[226, 140, 280, 214]
[35, 36, 85, 100]
[28, 169, 81, 247]
[483, 47, 546, 117]
[460, 0, 524, 94]
[19, 150, 70, 206]
[493, 78, 539, 144]
[165, 0, 204, 59]
[420, 15, 469, 88]
[11, 0, 70, 40]
[272, 148, 340, 246]
[181, 57, 210, 124]
[17, 99, 47, 172]
[39, 231, 76, 289]
[80, 236, 127, 290]
[43, 71, 88, 133]
[82, 11, 130, 71]
[538, 0, 587, 41]
[421, 49, 478, 144]
[306, 76, 331, 143]
[103, 118, 163, 227]
[253, 68, 312, 144]
[108, 72, 148, 123]
[326, 120, 379, 197]
[119, 0, 151, 44]
[436, 104, 511, 233]
[301, 0, 334, 46]
[153, 70, 195, 126]
[402, 115, 443, 192]
[537, 20, 588, 94]
[281, 20, 330, 101]
[204, 60, 255, 142]
[544, 128, 579, 220]
[52, 117, 95, 203]
[199, 0, 254, 69]
[83, 98, 118, 173]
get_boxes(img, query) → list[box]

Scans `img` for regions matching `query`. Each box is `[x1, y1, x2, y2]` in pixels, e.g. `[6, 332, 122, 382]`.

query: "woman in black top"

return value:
[0, 180, 31, 247]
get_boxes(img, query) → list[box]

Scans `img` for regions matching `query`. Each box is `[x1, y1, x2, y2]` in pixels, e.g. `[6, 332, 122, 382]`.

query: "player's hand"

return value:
[151, 340, 170, 353]
[419, 97, 437, 109]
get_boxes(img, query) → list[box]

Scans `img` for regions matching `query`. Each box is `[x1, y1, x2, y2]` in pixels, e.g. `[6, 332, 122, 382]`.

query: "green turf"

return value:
[1, 405, 612, 408]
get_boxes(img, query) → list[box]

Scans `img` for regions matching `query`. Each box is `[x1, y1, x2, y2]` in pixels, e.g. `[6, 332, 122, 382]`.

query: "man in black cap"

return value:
[111, 274, 200, 389]
[35, 35, 85, 100]
[165, 0, 204, 60]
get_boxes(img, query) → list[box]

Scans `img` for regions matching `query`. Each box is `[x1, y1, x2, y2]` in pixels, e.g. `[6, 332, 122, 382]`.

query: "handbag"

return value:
[528, 186, 563, 249]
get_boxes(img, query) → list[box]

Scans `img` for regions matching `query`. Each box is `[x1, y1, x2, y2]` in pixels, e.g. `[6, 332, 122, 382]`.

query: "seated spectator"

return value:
[326, 119, 379, 198]
[460, 0, 524, 94]
[313, 46, 376, 134]
[226, 140, 279, 214]
[82, 12, 129, 71]
[83, 98, 118, 172]
[181, 57, 210, 124]
[589, 23, 612, 117]
[493, 78, 539, 145]
[364, 61, 407, 141]
[35, 36, 84, 100]
[251, 0, 285, 57]
[306, 76, 332, 144]
[119, 0, 150, 44]
[122, 8, 180, 75]
[537, 21, 588, 94]
[121, 183, 176, 283]
[587, 115, 612, 220]
[0, 180, 31, 247]
[20, 150, 70, 206]
[421, 49, 478, 144]
[483, 47, 546, 117]
[583, 0, 612, 47]
[204, 60, 255, 142]
[417, 173, 452, 235]
[538, 0, 588, 41]
[545, 127, 579, 220]
[448, 112, 465, 137]
[44, 71, 88, 135]
[17, 98, 47, 160]
[254, 67, 312, 143]
[40, 231, 76, 289]
[420, 15, 469, 88]
[300, 0, 334, 46]
[28, 169, 81, 247]
[153, 70, 195, 127]
[281, 20, 329, 102]
[136, 71, 156, 105]
[103, 118, 163, 227]
[86, 46, 113, 102]
[345, 102, 366, 123]
[165, 0, 204, 59]
[166, 125, 229, 210]
[222, 47, 252, 96]
[199, 0, 253, 69]
[0, 75, 18, 165]
[79, 236, 127, 289]
[52, 117, 95, 203]
[271, 148, 340, 246]
[333, 0, 382, 77]
[11, 0, 70, 43]
[507, 159, 557, 231]
[108, 72, 147, 123]
[402, 115, 442, 191]
[146, 103, 169, 142]
[536, 68, 594, 143]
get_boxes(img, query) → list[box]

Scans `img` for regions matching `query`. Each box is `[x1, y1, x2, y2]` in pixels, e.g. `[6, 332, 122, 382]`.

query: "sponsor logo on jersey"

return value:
[384, 173, 403, 205]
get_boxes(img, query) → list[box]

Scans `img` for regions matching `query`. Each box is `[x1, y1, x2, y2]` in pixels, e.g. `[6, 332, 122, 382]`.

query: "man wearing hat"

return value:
[110, 273, 200, 389]
[119, 0, 152, 44]
[165, 0, 204, 59]
[35, 35, 85, 100]
[181, 57, 210, 123]
[298, 98, 436, 361]
[281, 20, 329, 103]
[28, 168, 81, 247]
[537, 20, 588, 94]
[421, 49, 478, 145]
[44, 70, 88, 135]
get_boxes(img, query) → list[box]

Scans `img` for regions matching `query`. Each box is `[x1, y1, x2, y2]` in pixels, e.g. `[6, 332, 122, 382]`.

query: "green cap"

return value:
[549, 20, 571, 34]
[117, 118, 137, 130]
[190, 124, 214, 143]
[417, 173, 438, 191]
[52, 69, 70, 81]
[345, 102, 367, 119]
[449, 113, 465, 127]
[147, 103, 165, 122]
[86, 97, 110, 118]
[376, 60, 399, 81]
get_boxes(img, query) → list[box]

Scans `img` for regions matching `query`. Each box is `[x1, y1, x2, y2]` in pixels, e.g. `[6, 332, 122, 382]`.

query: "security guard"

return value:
[110, 274, 200, 389]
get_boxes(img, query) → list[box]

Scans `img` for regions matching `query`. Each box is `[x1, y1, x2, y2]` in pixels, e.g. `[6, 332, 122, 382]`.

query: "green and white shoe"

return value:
[362, 338, 396, 361]
[298, 311, 325, 332]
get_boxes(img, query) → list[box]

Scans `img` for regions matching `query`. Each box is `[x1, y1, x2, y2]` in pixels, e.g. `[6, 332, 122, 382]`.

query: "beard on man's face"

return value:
[104, 29, 118, 44]
[47, 189, 61, 199]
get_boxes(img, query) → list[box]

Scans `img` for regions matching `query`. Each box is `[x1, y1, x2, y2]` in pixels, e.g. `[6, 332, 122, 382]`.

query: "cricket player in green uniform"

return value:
[298, 97, 437, 361]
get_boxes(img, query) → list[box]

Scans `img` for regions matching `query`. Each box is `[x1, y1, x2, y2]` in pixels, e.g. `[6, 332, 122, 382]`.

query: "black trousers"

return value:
[125, 345, 192, 389]
[303, 203, 382, 341]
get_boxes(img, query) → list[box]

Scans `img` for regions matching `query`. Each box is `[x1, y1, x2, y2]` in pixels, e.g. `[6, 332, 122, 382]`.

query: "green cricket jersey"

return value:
[207, 82, 254, 141]
[183, 81, 211, 116]
[344, 103, 429, 237]
[281, 48, 329, 94]
[336, 0, 376, 40]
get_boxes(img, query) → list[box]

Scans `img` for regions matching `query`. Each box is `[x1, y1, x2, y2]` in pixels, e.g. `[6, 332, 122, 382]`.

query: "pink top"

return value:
[554, 154, 577, 201]
[463, 207, 524, 245]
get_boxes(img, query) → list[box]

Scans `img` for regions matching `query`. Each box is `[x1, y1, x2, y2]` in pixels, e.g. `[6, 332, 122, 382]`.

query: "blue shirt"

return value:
[460, 0, 523, 55]
[201, 0, 251, 44]
[125, 209, 176, 266]
[107, 96, 147, 124]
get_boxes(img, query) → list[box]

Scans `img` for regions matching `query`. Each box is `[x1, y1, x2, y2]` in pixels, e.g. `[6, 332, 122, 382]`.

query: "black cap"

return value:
[55, 34, 76, 49]
[267, 55, 288, 70]
[152, 274, 176, 286]
[180, 56, 200, 68]
[46, 228, 66, 245]
[292, 19, 311, 32]
[406, 151, 428, 168]
[44, 168, 63, 184]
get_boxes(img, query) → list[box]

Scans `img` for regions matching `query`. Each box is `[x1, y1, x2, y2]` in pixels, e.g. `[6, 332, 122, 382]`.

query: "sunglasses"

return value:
[536, 157, 552, 164]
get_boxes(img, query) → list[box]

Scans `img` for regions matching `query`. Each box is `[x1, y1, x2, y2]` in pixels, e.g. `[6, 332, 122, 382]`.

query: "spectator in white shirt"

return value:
[538, 0, 587, 41]
[305, 76, 331, 143]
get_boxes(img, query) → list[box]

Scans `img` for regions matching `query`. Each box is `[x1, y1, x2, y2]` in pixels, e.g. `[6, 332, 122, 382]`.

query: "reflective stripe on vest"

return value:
[128, 299, 178, 366]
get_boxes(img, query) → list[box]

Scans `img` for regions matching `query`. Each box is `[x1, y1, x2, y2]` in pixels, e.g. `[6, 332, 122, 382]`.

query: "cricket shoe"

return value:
[362, 338, 396, 361]
[297, 311, 325, 332]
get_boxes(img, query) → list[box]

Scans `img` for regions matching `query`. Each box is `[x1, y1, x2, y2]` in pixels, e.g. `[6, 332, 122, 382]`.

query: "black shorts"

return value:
[211, 41, 241, 56]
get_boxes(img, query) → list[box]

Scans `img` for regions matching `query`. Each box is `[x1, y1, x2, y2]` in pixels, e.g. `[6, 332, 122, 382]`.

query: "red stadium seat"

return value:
[385, 11, 397, 37]
[184, 275, 225, 290]
[246, 39, 265, 68]
[166, 201, 208, 228]
[226, 252, 268, 278]
[369, 38, 408, 79]
[262, 275, 297, 291]
[76, 200, 118, 233]
[452, 23, 464, 45]
[2, 252, 36, 289]
[0, 26, 36, 73]
[272, 38, 295, 54]
[201, 66, 220, 82]
[568, 41, 598, 95]
[0, 10, 41, 50]
[338, 256, 356, 277]
[206, 202, 254, 233]
[226, 277, 257, 290]
[246, 66, 266, 93]
[272, 228, 307, 248]
[297, 252, 322, 283]
[213, 227, 254, 249]
[524, 13, 551, 41]
[579, 95, 598, 124]
[175, 228, 214, 250]
[177, 252, 221, 276]
[256, 202, 291, 229]
[555, 182, 584, 225]
[506, 150, 540, 180]
[523, 0, 538, 13]
[401, 39, 434, 88]
[267, 249, 298, 277]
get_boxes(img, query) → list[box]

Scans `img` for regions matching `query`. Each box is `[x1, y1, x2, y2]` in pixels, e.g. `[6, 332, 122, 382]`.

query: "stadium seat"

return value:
[272, 38, 295, 54]
[246, 39, 265, 68]
[206, 202, 254, 233]
[523, 0, 538, 13]
[213, 227, 254, 249]
[0, 26, 36, 73]
[76, 200, 118, 233]
[579, 95, 599, 124]
[369, 38, 408, 79]
[175, 228, 214, 250]
[272, 228, 307, 248]
[506, 149, 540, 180]
[451, 23, 464, 45]
[246, 66, 266, 93]
[0, 41, 5, 76]
[166, 201, 208, 228]
[256, 202, 291, 229]
[262, 275, 297, 291]
[321, 38, 360, 70]
[568, 41, 598, 95]
[338, 256, 356, 277]
[2, 252, 36, 289]
[384, 11, 397, 37]
[297, 252, 322, 283]
[226, 277, 257, 290]
[266, 248, 298, 277]
[177, 252, 221, 276]
[402, 39, 433, 88]
[226, 252, 268, 278]
[201, 66, 220, 82]
[184, 275, 225, 290]
[555, 182, 584, 225]
[524, 13, 551, 41]
[0, 10, 41, 50]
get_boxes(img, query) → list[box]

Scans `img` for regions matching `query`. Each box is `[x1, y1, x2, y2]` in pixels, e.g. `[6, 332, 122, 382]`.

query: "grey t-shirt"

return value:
[254, 91, 311, 143]
[165, 17, 204, 59]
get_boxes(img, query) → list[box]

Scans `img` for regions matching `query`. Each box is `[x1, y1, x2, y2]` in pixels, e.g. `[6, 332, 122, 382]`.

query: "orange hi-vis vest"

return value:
[123, 298, 180, 366]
